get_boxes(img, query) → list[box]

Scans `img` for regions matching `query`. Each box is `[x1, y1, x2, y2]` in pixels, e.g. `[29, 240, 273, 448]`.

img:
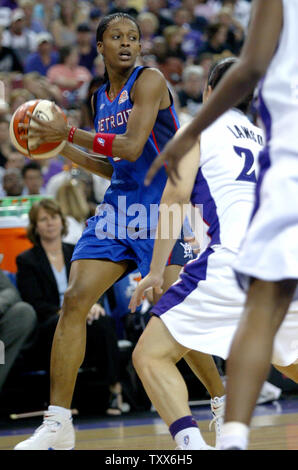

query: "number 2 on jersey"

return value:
[234, 146, 257, 183]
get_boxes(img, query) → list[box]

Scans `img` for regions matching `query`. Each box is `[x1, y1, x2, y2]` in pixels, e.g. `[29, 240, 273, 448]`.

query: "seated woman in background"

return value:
[16, 198, 125, 415]
[56, 178, 89, 245]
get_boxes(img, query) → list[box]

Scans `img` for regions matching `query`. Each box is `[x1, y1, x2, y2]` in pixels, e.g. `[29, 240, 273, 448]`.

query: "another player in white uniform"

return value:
[130, 56, 298, 450]
[144, 0, 298, 451]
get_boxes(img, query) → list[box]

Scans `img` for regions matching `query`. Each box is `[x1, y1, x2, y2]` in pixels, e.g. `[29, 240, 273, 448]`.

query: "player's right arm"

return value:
[60, 142, 113, 180]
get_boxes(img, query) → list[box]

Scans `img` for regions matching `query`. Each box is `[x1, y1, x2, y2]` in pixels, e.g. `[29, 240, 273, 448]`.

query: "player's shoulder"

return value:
[136, 67, 167, 87]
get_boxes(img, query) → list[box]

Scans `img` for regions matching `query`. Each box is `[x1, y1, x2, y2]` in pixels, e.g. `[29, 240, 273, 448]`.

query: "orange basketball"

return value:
[9, 99, 67, 160]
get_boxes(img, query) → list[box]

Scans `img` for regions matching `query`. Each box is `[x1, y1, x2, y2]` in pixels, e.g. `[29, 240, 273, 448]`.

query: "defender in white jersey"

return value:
[130, 57, 298, 451]
[145, 0, 298, 451]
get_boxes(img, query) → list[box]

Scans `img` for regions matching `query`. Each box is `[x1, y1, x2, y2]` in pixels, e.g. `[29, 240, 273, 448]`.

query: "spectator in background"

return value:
[163, 25, 187, 62]
[9, 88, 32, 114]
[0, 266, 37, 394]
[76, 23, 97, 73]
[50, 0, 86, 49]
[19, 0, 45, 34]
[88, 8, 104, 43]
[177, 64, 204, 118]
[137, 12, 159, 55]
[181, 0, 208, 33]
[157, 54, 184, 87]
[0, 114, 10, 167]
[221, 0, 251, 30]
[56, 179, 89, 245]
[32, 0, 59, 32]
[198, 21, 231, 56]
[151, 35, 167, 62]
[93, 54, 105, 79]
[47, 46, 92, 108]
[22, 161, 45, 195]
[0, 25, 23, 72]
[214, 5, 244, 55]
[172, 7, 204, 61]
[16, 199, 125, 415]
[194, 0, 220, 21]
[92, 0, 110, 17]
[2, 8, 37, 65]
[194, 51, 214, 79]
[4, 150, 25, 170]
[24, 31, 59, 76]
[109, 0, 138, 18]
[0, 0, 19, 10]
[145, 0, 174, 35]
[2, 167, 24, 196]
[23, 71, 63, 104]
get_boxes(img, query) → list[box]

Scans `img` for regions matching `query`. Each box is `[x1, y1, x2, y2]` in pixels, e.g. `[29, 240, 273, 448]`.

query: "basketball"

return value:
[9, 99, 67, 160]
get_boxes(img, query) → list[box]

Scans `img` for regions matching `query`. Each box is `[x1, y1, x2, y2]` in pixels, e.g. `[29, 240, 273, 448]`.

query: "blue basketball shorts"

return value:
[71, 214, 195, 278]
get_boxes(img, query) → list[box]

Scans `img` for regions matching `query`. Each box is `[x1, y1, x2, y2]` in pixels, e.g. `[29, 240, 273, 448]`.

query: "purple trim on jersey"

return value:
[152, 247, 213, 316]
[250, 85, 272, 220]
[190, 168, 220, 246]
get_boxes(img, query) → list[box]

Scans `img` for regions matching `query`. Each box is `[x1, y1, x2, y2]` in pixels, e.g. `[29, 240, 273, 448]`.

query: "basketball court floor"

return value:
[1, 396, 298, 451]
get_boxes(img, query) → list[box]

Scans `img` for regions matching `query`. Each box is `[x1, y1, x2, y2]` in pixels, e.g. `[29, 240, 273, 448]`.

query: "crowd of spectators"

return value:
[0, 0, 252, 411]
[0, 0, 253, 201]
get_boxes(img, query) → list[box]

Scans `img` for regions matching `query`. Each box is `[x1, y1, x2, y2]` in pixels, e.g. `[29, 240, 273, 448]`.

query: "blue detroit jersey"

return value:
[93, 66, 179, 232]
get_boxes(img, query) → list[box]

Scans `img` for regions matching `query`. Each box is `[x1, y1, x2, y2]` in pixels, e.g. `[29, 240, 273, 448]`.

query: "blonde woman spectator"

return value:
[50, 0, 87, 49]
[137, 12, 159, 54]
[56, 179, 89, 245]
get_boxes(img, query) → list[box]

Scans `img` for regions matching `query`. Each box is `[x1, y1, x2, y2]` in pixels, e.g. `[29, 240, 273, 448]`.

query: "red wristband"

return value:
[93, 132, 116, 157]
[68, 126, 77, 143]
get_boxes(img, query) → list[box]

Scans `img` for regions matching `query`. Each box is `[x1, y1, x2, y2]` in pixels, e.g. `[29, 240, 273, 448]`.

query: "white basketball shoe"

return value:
[210, 395, 225, 449]
[14, 407, 75, 450]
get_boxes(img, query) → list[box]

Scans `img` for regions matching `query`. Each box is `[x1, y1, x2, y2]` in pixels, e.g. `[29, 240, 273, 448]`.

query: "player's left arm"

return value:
[72, 68, 167, 161]
[129, 137, 200, 312]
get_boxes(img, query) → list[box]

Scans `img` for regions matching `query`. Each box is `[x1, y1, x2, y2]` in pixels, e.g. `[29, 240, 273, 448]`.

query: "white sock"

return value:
[175, 427, 207, 450]
[219, 422, 249, 450]
[48, 405, 72, 418]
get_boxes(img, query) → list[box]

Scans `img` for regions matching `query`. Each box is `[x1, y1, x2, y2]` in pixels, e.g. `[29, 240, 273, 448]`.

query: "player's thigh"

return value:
[64, 258, 129, 311]
[133, 315, 189, 365]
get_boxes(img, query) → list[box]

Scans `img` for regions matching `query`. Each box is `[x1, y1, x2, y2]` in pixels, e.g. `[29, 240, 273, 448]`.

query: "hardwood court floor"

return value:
[1, 398, 298, 451]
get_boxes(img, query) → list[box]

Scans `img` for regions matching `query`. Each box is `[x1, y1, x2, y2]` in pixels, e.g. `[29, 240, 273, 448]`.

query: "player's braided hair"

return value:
[208, 57, 253, 114]
[96, 13, 141, 83]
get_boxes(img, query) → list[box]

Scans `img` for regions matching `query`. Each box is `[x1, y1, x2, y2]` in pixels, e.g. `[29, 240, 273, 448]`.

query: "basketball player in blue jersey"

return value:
[15, 13, 225, 450]
[145, 0, 298, 451]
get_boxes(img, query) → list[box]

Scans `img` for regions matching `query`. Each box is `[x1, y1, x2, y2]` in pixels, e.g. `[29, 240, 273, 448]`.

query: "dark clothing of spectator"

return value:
[0, 269, 37, 392]
[177, 89, 203, 109]
[79, 45, 98, 73]
[0, 46, 23, 72]
[16, 243, 120, 385]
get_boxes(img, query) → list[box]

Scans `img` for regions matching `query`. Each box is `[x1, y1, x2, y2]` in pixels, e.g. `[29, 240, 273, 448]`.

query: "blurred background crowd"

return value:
[0, 0, 253, 415]
[0, 0, 253, 202]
